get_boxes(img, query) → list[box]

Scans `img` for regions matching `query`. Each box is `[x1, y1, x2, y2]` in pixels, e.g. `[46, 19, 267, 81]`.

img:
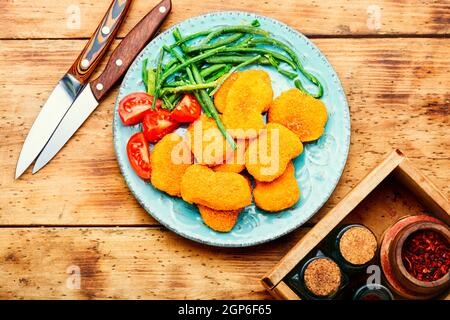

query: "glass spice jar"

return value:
[331, 224, 378, 272]
[353, 284, 394, 300]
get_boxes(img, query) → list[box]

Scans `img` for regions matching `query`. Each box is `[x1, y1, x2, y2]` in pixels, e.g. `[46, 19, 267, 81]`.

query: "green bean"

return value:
[235, 35, 254, 46]
[248, 37, 323, 98]
[205, 55, 271, 65]
[204, 65, 232, 82]
[164, 80, 189, 87]
[172, 29, 212, 117]
[168, 30, 211, 49]
[200, 26, 269, 46]
[142, 59, 148, 91]
[162, 95, 175, 110]
[251, 19, 261, 27]
[186, 33, 244, 53]
[159, 46, 228, 84]
[151, 49, 164, 109]
[147, 68, 157, 95]
[278, 68, 298, 80]
[209, 55, 261, 96]
[191, 65, 236, 149]
[222, 47, 296, 69]
[199, 64, 228, 78]
[161, 81, 218, 94]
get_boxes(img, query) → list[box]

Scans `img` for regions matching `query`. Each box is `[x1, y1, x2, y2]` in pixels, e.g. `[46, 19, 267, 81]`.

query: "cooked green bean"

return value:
[151, 49, 164, 110]
[209, 55, 261, 96]
[160, 46, 228, 84]
[172, 29, 212, 117]
[164, 80, 189, 87]
[199, 64, 228, 78]
[248, 37, 323, 98]
[200, 25, 269, 46]
[186, 33, 244, 53]
[205, 55, 271, 65]
[161, 81, 218, 94]
[251, 19, 260, 27]
[191, 65, 236, 149]
[278, 68, 297, 80]
[222, 47, 296, 69]
[142, 59, 148, 91]
[204, 65, 232, 82]
[168, 30, 211, 49]
[147, 68, 156, 95]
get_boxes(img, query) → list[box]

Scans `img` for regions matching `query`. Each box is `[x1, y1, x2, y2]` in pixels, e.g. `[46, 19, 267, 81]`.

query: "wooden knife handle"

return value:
[68, 0, 132, 84]
[91, 0, 172, 101]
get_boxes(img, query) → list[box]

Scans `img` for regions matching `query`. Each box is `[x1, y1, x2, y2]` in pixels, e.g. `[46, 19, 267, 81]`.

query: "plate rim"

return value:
[113, 10, 351, 247]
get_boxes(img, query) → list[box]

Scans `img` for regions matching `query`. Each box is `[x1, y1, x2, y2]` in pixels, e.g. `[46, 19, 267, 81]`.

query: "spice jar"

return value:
[353, 284, 394, 300]
[301, 256, 343, 299]
[380, 215, 450, 299]
[332, 224, 378, 272]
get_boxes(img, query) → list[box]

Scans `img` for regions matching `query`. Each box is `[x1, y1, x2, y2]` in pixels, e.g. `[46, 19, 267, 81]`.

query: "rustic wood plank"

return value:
[0, 38, 449, 226]
[1, 0, 449, 39]
[0, 227, 307, 299]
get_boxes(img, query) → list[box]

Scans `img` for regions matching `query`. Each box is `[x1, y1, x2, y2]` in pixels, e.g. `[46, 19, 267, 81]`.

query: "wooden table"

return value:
[0, 0, 448, 299]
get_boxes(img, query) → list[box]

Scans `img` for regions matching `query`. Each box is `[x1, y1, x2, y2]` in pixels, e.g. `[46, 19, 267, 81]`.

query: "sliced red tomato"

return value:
[119, 92, 162, 126]
[171, 94, 202, 123]
[142, 107, 180, 143]
[126, 132, 151, 180]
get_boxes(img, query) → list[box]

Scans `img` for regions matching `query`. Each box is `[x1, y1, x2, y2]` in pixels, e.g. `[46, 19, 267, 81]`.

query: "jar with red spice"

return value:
[380, 215, 450, 299]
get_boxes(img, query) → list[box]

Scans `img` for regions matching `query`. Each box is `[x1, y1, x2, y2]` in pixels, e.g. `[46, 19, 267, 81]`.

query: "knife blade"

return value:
[15, 0, 132, 179]
[32, 0, 172, 174]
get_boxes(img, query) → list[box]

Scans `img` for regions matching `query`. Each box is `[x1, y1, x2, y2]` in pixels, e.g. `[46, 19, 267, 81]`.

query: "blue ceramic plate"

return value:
[113, 12, 350, 247]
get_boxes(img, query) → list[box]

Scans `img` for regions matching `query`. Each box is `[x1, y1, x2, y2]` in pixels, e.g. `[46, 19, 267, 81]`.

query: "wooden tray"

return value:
[261, 149, 450, 300]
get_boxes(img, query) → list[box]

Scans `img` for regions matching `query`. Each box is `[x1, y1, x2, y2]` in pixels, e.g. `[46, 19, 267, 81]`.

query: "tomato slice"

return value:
[118, 92, 162, 126]
[142, 106, 180, 143]
[171, 94, 202, 123]
[126, 132, 151, 180]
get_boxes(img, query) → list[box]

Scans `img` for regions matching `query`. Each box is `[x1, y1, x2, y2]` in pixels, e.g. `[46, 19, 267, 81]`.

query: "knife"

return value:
[32, 0, 172, 174]
[15, 0, 133, 179]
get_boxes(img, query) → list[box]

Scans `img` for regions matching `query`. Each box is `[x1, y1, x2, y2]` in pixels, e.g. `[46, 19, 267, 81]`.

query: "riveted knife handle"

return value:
[91, 0, 172, 101]
[68, 0, 132, 85]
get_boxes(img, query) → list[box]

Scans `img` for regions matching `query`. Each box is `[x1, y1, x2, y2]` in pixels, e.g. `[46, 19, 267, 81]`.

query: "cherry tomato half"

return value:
[126, 132, 151, 180]
[171, 94, 202, 123]
[119, 92, 162, 126]
[142, 106, 180, 143]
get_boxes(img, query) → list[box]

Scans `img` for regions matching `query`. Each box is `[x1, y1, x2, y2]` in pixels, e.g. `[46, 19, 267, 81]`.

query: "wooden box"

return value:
[261, 149, 450, 300]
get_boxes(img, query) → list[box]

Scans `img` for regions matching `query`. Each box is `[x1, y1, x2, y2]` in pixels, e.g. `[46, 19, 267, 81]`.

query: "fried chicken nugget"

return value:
[245, 123, 303, 182]
[198, 205, 240, 232]
[181, 165, 252, 211]
[222, 70, 273, 139]
[150, 133, 192, 197]
[185, 114, 232, 166]
[268, 88, 328, 142]
[213, 72, 240, 113]
[213, 139, 247, 173]
[253, 162, 300, 212]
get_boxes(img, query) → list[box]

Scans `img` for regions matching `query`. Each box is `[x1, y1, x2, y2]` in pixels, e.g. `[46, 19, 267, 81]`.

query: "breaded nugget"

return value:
[198, 205, 240, 232]
[213, 72, 240, 113]
[213, 139, 246, 173]
[253, 162, 300, 212]
[185, 114, 232, 166]
[245, 123, 303, 182]
[181, 165, 252, 211]
[222, 70, 273, 139]
[268, 88, 328, 142]
[150, 133, 192, 197]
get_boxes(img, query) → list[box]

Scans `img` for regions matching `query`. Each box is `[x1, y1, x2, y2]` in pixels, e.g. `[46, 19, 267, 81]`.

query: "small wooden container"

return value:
[261, 149, 450, 300]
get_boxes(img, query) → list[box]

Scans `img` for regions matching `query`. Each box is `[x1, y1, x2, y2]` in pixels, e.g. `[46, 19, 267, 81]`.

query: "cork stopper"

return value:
[339, 226, 377, 265]
[304, 258, 342, 297]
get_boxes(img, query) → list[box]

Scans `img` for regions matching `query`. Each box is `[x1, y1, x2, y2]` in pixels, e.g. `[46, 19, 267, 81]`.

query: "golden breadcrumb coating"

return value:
[268, 88, 328, 142]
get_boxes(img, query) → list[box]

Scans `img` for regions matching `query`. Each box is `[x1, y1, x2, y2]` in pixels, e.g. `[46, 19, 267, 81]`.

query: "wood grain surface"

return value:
[0, 0, 449, 299]
[0, 227, 307, 299]
[1, 0, 449, 38]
